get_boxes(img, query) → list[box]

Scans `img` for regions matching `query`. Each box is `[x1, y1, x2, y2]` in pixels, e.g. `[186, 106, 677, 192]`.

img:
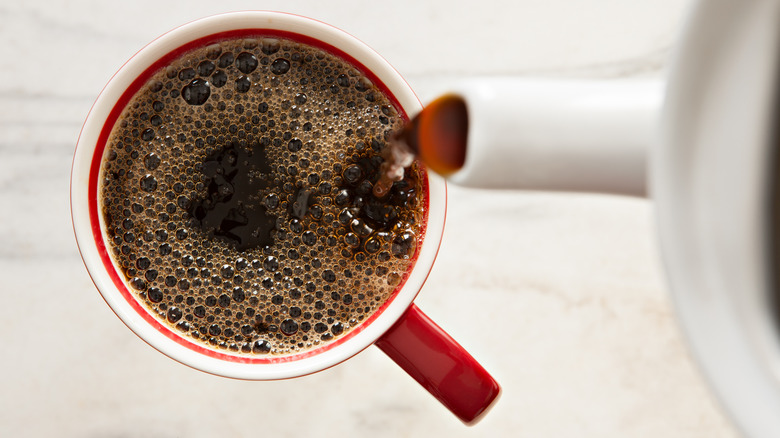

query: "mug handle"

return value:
[375, 303, 501, 424]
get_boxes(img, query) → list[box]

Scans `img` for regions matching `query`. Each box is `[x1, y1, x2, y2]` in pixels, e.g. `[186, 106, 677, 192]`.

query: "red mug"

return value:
[70, 11, 500, 424]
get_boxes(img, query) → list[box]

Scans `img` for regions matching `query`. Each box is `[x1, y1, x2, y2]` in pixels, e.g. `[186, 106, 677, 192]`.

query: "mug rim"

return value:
[71, 10, 447, 380]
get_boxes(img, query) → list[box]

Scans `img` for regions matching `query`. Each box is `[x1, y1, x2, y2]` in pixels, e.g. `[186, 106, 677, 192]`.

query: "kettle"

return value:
[414, 1, 780, 436]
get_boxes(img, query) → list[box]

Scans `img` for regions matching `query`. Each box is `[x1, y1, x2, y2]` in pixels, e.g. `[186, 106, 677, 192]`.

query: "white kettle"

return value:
[418, 1, 780, 437]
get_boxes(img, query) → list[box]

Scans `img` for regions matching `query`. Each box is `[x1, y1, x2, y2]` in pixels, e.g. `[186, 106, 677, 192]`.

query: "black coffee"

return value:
[100, 36, 425, 356]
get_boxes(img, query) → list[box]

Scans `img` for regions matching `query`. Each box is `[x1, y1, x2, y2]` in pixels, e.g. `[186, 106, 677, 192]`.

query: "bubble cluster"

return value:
[100, 36, 425, 356]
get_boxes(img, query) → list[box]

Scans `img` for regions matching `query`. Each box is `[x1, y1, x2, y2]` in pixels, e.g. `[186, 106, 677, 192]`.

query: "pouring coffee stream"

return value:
[374, 95, 468, 197]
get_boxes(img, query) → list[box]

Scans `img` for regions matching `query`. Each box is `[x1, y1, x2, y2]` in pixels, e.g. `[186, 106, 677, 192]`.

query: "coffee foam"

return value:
[100, 37, 424, 356]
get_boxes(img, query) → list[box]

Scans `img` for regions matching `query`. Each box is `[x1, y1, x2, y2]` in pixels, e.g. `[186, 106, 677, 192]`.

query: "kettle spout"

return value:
[409, 78, 663, 197]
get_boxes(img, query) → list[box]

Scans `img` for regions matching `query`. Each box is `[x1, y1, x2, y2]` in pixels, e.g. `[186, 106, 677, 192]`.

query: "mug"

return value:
[71, 11, 500, 425]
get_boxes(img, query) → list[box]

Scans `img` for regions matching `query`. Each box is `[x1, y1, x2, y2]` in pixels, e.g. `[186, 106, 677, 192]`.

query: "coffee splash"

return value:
[374, 94, 469, 191]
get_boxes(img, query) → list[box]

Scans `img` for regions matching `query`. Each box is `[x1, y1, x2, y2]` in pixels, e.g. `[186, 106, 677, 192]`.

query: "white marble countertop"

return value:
[0, 1, 741, 437]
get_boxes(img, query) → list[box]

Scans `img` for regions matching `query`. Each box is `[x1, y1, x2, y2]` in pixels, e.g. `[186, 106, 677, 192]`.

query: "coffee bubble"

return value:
[139, 174, 157, 192]
[198, 60, 216, 77]
[235, 76, 251, 93]
[236, 52, 258, 74]
[218, 52, 234, 68]
[206, 44, 222, 59]
[182, 79, 211, 105]
[253, 339, 271, 353]
[271, 58, 291, 75]
[280, 319, 299, 335]
[167, 307, 183, 323]
[148, 287, 164, 303]
[178, 68, 196, 81]
[212, 71, 227, 88]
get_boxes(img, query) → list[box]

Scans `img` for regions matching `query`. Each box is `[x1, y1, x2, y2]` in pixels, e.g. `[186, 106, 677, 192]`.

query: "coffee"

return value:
[99, 35, 426, 356]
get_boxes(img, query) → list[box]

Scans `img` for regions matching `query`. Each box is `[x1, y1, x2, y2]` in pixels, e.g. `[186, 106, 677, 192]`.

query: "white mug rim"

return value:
[71, 10, 447, 380]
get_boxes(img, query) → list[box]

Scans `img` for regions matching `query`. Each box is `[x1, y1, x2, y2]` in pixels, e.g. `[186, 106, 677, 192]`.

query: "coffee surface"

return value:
[100, 36, 425, 356]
